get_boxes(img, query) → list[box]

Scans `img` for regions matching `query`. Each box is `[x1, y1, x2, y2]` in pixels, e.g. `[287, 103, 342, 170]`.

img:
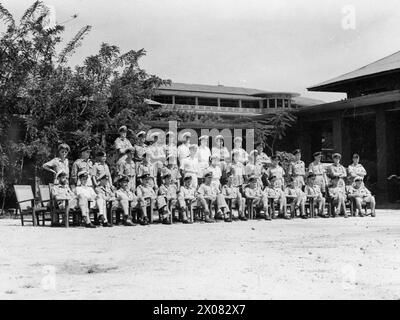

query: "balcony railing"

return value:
[161, 104, 291, 115]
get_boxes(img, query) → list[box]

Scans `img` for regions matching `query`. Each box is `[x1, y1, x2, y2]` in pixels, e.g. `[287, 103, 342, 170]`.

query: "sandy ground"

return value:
[0, 210, 399, 300]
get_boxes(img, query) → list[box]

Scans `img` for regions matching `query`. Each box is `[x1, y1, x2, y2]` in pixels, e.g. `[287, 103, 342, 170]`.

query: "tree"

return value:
[241, 111, 297, 155]
[0, 1, 170, 210]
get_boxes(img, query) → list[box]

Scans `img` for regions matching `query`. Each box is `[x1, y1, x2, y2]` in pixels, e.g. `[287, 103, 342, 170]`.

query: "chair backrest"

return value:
[38, 185, 51, 203]
[14, 185, 34, 211]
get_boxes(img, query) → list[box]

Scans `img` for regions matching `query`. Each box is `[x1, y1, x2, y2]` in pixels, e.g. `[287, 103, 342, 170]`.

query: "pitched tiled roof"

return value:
[158, 82, 299, 97]
[308, 50, 400, 91]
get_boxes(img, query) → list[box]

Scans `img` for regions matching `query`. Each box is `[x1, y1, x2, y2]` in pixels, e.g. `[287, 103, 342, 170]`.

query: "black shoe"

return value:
[85, 223, 96, 228]
[205, 217, 215, 223]
[162, 218, 172, 225]
[123, 219, 135, 226]
[239, 215, 248, 221]
[283, 215, 291, 220]
[102, 222, 112, 227]
[301, 215, 308, 219]
[265, 215, 272, 221]
[224, 217, 232, 222]
[182, 219, 192, 224]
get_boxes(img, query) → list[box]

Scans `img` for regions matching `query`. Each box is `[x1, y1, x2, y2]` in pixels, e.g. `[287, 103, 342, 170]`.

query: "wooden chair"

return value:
[157, 198, 174, 224]
[183, 199, 195, 223]
[14, 185, 48, 226]
[38, 185, 56, 226]
[225, 198, 234, 221]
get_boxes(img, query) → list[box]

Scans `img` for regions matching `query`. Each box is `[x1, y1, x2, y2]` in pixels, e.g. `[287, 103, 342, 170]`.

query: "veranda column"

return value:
[375, 108, 388, 202]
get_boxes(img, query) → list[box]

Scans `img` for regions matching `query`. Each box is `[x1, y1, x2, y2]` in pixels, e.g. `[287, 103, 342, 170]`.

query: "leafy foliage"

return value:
[0, 1, 170, 210]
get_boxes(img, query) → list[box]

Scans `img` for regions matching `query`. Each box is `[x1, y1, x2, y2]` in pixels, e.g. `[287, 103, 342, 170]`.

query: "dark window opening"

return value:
[174, 96, 196, 105]
[153, 95, 173, 104]
[241, 100, 259, 109]
[220, 99, 239, 108]
[198, 97, 218, 106]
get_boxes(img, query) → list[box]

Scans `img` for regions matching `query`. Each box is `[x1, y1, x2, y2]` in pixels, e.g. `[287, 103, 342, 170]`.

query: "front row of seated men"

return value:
[50, 166, 376, 228]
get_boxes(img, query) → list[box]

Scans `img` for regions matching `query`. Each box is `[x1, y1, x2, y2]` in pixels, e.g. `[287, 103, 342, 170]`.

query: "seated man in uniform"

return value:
[221, 171, 247, 221]
[75, 170, 101, 228]
[285, 177, 308, 219]
[197, 171, 231, 223]
[244, 175, 270, 220]
[157, 172, 178, 225]
[161, 155, 181, 189]
[264, 175, 290, 219]
[305, 173, 328, 218]
[177, 175, 196, 224]
[328, 176, 348, 218]
[94, 173, 114, 227]
[348, 176, 376, 217]
[51, 170, 82, 226]
[115, 175, 137, 226]
[136, 173, 157, 225]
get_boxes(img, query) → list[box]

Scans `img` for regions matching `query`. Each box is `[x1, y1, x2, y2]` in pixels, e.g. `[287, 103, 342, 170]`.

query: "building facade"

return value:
[296, 50, 400, 202]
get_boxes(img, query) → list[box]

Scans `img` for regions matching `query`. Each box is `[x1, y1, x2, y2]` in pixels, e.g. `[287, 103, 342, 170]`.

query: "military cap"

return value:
[354, 176, 363, 182]
[58, 143, 70, 152]
[268, 175, 277, 181]
[183, 174, 193, 181]
[139, 173, 151, 180]
[199, 135, 209, 141]
[162, 172, 171, 179]
[204, 171, 213, 178]
[124, 147, 134, 154]
[149, 132, 160, 140]
[98, 172, 109, 180]
[271, 155, 279, 161]
[332, 153, 342, 159]
[352, 153, 360, 159]
[136, 131, 146, 138]
[307, 172, 316, 179]
[181, 132, 191, 140]
[248, 175, 257, 182]
[165, 131, 175, 137]
[249, 150, 259, 157]
[77, 170, 89, 178]
[118, 125, 128, 133]
[215, 135, 224, 141]
[55, 170, 68, 179]
[233, 136, 242, 142]
[118, 175, 129, 184]
[96, 150, 106, 157]
[293, 149, 301, 155]
[80, 146, 91, 153]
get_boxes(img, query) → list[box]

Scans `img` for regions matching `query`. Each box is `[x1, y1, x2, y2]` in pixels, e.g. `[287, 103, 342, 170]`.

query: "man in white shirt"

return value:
[177, 132, 191, 165]
[180, 144, 199, 189]
[197, 135, 211, 180]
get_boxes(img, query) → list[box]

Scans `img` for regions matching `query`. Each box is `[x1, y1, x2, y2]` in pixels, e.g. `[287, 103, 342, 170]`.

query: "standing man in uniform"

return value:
[211, 135, 230, 173]
[266, 155, 285, 189]
[232, 136, 248, 165]
[117, 147, 137, 192]
[347, 153, 367, 185]
[114, 125, 133, 163]
[177, 132, 191, 164]
[71, 146, 93, 186]
[197, 135, 211, 183]
[164, 131, 178, 159]
[288, 149, 306, 189]
[43, 143, 71, 184]
[308, 151, 328, 195]
[180, 144, 199, 189]
[327, 153, 347, 189]
[91, 151, 113, 189]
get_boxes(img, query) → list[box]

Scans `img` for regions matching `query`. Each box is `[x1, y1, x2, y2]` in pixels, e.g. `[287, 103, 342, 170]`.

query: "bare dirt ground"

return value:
[0, 210, 399, 300]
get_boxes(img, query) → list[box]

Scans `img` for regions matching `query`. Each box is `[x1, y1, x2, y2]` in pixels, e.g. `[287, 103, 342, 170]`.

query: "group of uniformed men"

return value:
[42, 125, 376, 228]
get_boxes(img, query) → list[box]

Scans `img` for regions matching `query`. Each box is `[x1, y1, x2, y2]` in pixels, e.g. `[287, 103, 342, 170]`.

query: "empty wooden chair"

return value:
[14, 185, 48, 226]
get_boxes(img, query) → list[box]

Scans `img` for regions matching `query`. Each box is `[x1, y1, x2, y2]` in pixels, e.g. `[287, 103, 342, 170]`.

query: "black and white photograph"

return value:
[0, 0, 399, 304]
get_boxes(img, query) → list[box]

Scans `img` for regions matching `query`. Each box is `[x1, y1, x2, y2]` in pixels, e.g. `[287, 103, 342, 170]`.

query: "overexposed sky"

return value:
[3, 0, 400, 102]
